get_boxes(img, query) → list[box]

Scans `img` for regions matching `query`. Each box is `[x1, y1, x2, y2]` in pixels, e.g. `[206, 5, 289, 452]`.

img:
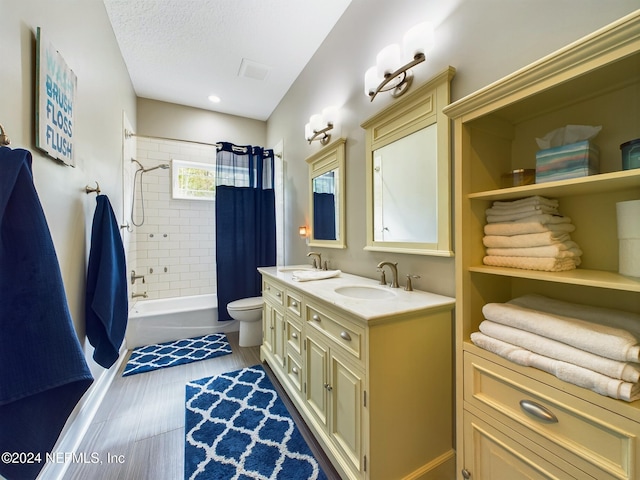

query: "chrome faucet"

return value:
[307, 251, 322, 269]
[377, 261, 399, 288]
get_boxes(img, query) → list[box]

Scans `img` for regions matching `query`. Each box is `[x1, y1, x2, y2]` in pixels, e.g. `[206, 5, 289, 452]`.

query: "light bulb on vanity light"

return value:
[403, 22, 434, 58]
[376, 43, 402, 78]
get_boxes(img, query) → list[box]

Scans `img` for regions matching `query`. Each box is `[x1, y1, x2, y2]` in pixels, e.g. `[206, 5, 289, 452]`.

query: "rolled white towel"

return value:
[483, 232, 571, 248]
[479, 320, 640, 382]
[484, 222, 576, 236]
[483, 255, 578, 271]
[291, 269, 341, 282]
[491, 196, 559, 209]
[509, 294, 640, 340]
[482, 302, 640, 363]
[470, 332, 640, 402]
[485, 242, 582, 258]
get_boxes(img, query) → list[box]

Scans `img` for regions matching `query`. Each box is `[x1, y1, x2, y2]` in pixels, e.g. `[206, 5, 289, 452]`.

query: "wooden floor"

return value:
[64, 331, 340, 479]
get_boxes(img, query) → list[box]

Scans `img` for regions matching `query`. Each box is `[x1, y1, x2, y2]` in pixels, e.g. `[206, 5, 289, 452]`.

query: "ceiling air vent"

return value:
[238, 58, 271, 81]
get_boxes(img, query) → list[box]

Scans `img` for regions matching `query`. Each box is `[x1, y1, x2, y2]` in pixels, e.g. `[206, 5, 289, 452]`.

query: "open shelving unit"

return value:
[444, 10, 640, 480]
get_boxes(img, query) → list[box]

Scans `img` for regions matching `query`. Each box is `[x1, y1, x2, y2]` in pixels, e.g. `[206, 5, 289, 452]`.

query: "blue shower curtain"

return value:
[215, 142, 276, 320]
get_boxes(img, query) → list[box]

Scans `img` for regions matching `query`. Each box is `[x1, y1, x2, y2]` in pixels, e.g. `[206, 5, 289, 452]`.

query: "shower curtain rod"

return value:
[124, 130, 281, 157]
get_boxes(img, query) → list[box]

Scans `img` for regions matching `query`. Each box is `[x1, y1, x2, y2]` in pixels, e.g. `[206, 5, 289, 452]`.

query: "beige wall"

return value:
[1, 0, 137, 377]
[137, 98, 267, 147]
[266, 0, 640, 297]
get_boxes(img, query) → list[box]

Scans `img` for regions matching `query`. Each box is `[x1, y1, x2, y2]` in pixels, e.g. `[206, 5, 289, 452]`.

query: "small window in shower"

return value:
[171, 159, 216, 200]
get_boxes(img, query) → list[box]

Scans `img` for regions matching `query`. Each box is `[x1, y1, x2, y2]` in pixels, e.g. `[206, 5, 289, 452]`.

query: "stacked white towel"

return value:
[470, 294, 640, 402]
[483, 196, 582, 272]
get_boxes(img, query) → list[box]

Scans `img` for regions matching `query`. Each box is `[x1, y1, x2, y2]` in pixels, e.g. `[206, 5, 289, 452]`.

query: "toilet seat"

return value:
[227, 296, 263, 312]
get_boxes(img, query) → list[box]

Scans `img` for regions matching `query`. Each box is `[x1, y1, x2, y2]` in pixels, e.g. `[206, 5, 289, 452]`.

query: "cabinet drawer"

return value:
[306, 301, 364, 363]
[286, 353, 303, 395]
[263, 278, 284, 306]
[463, 411, 590, 479]
[286, 318, 302, 355]
[464, 351, 638, 480]
[286, 290, 302, 317]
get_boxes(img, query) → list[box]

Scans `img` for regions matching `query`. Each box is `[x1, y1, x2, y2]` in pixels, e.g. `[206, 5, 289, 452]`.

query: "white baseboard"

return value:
[37, 349, 127, 480]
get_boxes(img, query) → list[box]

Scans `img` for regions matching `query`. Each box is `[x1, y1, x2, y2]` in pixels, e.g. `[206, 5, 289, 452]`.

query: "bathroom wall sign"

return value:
[35, 27, 76, 166]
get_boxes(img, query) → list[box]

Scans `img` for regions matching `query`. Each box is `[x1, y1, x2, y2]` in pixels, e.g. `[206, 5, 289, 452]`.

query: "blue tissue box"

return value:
[535, 140, 600, 183]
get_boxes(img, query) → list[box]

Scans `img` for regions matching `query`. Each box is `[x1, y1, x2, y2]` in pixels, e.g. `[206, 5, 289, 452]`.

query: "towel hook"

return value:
[85, 181, 101, 195]
[0, 124, 10, 146]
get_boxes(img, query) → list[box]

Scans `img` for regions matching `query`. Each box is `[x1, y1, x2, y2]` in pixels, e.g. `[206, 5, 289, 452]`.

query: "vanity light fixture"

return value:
[304, 106, 338, 145]
[364, 21, 434, 102]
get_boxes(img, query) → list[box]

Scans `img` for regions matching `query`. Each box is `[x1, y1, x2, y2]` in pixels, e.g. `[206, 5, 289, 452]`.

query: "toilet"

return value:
[227, 296, 264, 347]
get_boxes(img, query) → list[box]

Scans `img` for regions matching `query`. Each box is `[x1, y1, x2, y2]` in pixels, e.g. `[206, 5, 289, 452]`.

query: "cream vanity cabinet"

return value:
[443, 12, 640, 480]
[259, 267, 456, 480]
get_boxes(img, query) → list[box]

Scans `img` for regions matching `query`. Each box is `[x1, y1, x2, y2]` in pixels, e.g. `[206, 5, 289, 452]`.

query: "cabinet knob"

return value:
[340, 331, 352, 342]
[292, 366, 299, 375]
[462, 469, 471, 479]
[324, 383, 333, 392]
[276, 292, 281, 297]
[291, 300, 298, 307]
[519, 399, 558, 423]
[292, 332, 298, 339]
[312, 314, 320, 322]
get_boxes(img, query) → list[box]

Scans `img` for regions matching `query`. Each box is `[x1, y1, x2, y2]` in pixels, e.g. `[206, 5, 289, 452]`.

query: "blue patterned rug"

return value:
[123, 333, 232, 377]
[185, 365, 328, 480]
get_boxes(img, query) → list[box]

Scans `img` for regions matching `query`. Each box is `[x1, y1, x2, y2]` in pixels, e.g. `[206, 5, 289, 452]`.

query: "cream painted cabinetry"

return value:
[259, 268, 456, 480]
[443, 12, 640, 480]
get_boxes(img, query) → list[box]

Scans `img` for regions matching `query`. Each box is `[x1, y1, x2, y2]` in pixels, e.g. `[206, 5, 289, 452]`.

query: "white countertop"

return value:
[258, 265, 455, 322]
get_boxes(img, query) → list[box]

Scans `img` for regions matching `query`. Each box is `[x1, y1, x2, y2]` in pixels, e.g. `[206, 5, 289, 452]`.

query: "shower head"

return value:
[143, 163, 170, 173]
[131, 158, 170, 172]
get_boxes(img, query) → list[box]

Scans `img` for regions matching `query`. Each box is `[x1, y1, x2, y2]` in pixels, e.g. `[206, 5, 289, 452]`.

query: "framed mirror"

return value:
[361, 66, 455, 256]
[305, 138, 346, 248]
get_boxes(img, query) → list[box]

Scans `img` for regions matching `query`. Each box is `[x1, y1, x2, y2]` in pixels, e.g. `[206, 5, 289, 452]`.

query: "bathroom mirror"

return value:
[305, 138, 346, 248]
[361, 66, 455, 256]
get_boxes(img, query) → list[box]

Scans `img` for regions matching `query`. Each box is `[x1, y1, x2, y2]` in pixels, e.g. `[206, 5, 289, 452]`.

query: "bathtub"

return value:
[125, 294, 238, 349]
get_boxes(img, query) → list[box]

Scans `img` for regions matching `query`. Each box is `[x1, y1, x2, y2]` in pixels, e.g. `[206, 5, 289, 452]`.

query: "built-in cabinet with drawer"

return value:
[443, 12, 640, 480]
[259, 268, 456, 480]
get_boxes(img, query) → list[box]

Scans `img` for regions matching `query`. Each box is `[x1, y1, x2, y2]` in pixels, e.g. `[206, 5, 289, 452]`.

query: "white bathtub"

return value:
[125, 294, 238, 349]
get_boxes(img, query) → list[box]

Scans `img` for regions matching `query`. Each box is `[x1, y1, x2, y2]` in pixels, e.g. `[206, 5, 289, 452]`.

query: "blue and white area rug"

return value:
[185, 365, 328, 480]
[123, 333, 232, 377]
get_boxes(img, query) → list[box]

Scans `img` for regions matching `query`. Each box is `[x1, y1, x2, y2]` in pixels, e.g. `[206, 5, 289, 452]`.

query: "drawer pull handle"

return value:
[292, 366, 299, 375]
[519, 400, 558, 423]
[340, 331, 352, 342]
[312, 314, 320, 322]
[292, 332, 298, 339]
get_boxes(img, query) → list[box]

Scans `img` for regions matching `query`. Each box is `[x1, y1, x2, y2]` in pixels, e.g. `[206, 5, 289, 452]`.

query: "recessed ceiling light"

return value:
[208, 95, 221, 103]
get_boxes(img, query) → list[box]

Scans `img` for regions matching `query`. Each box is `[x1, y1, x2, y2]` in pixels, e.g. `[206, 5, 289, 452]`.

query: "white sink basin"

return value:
[334, 285, 396, 300]
[278, 265, 314, 272]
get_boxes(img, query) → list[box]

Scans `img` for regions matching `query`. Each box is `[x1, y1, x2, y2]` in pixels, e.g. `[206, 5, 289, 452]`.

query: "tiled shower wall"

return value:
[129, 137, 217, 300]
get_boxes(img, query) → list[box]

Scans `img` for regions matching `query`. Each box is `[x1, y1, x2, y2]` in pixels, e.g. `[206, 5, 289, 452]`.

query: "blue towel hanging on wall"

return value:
[85, 194, 128, 369]
[0, 147, 93, 480]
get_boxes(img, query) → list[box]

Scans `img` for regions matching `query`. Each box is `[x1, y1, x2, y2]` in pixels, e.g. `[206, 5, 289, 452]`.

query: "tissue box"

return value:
[535, 140, 600, 183]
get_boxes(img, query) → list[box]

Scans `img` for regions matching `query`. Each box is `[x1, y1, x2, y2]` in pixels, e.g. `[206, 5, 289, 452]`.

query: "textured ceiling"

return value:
[103, 0, 352, 121]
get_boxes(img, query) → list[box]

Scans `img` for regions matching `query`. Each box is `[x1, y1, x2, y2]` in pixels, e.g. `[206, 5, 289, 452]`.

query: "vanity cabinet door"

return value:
[305, 329, 364, 478]
[330, 351, 363, 476]
[305, 332, 329, 429]
[263, 301, 285, 369]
